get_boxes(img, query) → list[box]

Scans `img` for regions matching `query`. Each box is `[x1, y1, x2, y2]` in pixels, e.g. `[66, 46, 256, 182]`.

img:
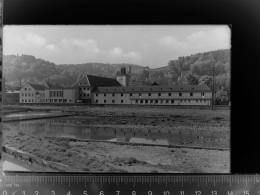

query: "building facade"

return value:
[19, 83, 46, 103]
[93, 85, 212, 106]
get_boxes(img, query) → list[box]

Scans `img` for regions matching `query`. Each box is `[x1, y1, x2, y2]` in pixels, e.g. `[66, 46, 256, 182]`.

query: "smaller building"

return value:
[3, 90, 20, 104]
[19, 83, 46, 103]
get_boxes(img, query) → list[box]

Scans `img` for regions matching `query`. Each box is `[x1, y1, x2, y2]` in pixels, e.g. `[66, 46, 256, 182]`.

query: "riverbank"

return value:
[2, 105, 230, 172]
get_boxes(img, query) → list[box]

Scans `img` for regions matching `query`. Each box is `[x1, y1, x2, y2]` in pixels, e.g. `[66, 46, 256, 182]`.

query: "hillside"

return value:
[3, 49, 230, 94]
[3, 55, 145, 86]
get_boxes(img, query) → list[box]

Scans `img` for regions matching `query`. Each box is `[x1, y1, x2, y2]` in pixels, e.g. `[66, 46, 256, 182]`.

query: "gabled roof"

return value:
[94, 84, 211, 93]
[72, 75, 121, 87]
[28, 83, 46, 91]
[45, 81, 62, 89]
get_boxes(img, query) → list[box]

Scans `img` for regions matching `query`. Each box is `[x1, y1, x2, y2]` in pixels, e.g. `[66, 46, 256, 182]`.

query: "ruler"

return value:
[0, 173, 259, 195]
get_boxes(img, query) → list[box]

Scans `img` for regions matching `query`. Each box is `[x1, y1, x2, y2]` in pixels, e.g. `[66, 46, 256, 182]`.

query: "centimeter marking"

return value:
[0, 175, 260, 185]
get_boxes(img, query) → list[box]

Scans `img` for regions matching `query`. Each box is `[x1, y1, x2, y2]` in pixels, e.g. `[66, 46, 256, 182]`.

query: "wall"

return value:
[93, 91, 212, 106]
[20, 84, 36, 103]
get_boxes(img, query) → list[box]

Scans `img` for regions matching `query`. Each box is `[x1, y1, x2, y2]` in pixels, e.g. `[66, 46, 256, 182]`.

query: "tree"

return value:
[187, 74, 199, 85]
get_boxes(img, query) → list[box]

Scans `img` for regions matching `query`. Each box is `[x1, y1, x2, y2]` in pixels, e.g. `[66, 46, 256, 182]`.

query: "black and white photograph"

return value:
[1, 25, 230, 173]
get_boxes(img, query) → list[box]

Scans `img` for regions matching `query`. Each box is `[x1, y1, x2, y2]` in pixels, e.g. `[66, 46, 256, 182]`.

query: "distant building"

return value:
[3, 90, 20, 104]
[93, 85, 212, 106]
[19, 83, 46, 103]
[44, 81, 79, 104]
[18, 71, 212, 106]
[116, 67, 131, 86]
[72, 74, 121, 103]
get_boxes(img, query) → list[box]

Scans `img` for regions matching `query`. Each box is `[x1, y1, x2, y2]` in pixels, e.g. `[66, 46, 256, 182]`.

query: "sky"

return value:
[3, 25, 231, 68]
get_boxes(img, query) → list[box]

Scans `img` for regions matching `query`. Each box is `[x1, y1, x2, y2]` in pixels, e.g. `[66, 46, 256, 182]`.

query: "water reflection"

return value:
[5, 118, 203, 146]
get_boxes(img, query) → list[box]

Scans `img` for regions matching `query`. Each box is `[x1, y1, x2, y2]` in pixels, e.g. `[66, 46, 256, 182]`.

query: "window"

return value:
[25, 99, 27, 103]
[121, 100, 123, 103]
[25, 94, 27, 96]
[145, 100, 148, 103]
[160, 100, 163, 104]
[166, 100, 169, 103]
[22, 99, 24, 103]
[201, 92, 205, 96]
[171, 100, 174, 104]
[29, 88, 31, 91]
[179, 93, 182, 96]
[168, 93, 171, 96]
[87, 94, 89, 97]
[130, 93, 132, 96]
[112, 93, 115, 97]
[104, 100, 106, 103]
[70, 100, 72, 102]
[139, 93, 141, 96]
[32, 99, 34, 102]
[87, 88, 89, 90]
[148, 93, 151, 96]
[190, 92, 193, 96]
[24, 88, 27, 91]
[84, 88, 86, 90]
[22, 93, 24, 96]
[121, 93, 123, 96]
[32, 93, 34, 96]
[135, 100, 138, 103]
[196, 100, 198, 102]
[104, 93, 106, 97]
[112, 100, 115, 103]
[155, 100, 158, 103]
[188, 100, 190, 102]
[140, 100, 143, 103]
[158, 93, 161, 96]
[200, 100, 202, 102]
[96, 94, 98, 97]
[150, 100, 153, 103]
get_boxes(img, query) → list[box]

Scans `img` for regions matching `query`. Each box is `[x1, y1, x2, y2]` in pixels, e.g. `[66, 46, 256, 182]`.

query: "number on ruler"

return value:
[99, 191, 104, 195]
[3, 190, 7, 195]
[163, 191, 170, 195]
[116, 191, 120, 195]
[67, 191, 71, 195]
[51, 190, 55, 195]
[35, 191, 39, 195]
[83, 191, 88, 195]
[132, 191, 136, 195]
[227, 191, 233, 195]
[244, 191, 249, 195]
[148, 191, 152, 195]
[195, 191, 201, 195]
[212, 191, 217, 195]
[180, 191, 185, 195]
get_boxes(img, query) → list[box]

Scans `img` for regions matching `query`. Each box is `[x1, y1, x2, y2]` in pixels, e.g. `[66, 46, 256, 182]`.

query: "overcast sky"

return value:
[3, 25, 230, 68]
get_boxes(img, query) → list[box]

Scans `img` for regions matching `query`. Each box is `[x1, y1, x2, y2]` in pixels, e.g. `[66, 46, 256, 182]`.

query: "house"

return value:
[72, 74, 121, 103]
[44, 81, 79, 104]
[93, 84, 212, 106]
[3, 90, 20, 104]
[19, 83, 46, 103]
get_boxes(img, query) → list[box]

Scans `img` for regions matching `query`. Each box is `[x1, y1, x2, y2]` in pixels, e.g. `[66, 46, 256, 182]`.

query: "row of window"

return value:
[95, 99, 208, 104]
[97, 92, 205, 97]
[21, 93, 34, 97]
[50, 91, 63, 97]
[81, 87, 90, 91]
[46, 99, 72, 103]
[80, 93, 90, 97]
[23, 88, 31, 91]
[21, 99, 34, 103]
